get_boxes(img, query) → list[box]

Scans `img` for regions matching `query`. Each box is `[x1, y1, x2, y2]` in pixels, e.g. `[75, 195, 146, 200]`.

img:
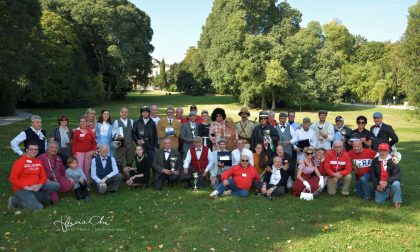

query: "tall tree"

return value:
[401, 0, 420, 111]
[0, 0, 41, 115]
[159, 58, 167, 89]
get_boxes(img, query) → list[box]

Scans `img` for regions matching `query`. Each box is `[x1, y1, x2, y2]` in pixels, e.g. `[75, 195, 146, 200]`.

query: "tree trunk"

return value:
[261, 94, 268, 110]
[271, 88, 276, 110]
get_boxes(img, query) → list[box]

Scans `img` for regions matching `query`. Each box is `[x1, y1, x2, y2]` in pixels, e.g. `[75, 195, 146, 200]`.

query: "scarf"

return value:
[59, 126, 70, 148]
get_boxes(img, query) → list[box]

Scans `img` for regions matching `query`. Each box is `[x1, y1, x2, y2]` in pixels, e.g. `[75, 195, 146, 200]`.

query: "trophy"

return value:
[190, 124, 196, 137]
[193, 172, 199, 191]
[169, 157, 177, 173]
[340, 129, 347, 141]
[263, 129, 274, 151]
[139, 129, 145, 145]
[318, 124, 325, 140]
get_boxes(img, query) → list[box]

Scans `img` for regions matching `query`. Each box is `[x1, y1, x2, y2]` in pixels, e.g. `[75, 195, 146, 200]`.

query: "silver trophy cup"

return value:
[169, 157, 177, 173]
[193, 172, 199, 191]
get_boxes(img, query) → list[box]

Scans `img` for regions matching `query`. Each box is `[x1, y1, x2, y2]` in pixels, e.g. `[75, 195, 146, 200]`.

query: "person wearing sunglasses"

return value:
[350, 115, 373, 149]
[291, 147, 324, 197]
[370, 112, 399, 152]
[250, 111, 279, 152]
[210, 155, 261, 198]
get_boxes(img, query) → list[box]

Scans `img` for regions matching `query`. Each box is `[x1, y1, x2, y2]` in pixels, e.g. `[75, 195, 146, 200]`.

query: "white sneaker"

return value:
[8, 196, 15, 210]
[287, 177, 294, 189]
[223, 190, 232, 196]
[210, 190, 219, 199]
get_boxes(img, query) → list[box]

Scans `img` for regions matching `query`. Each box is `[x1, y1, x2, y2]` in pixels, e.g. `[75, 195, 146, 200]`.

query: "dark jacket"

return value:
[152, 149, 182, 173]
[370, 123, 398, 151]
[250, 123, 279, 152]
[132, 117, 158, 150]
[370, 156, 401, 187]
[263, 168, 288, 190]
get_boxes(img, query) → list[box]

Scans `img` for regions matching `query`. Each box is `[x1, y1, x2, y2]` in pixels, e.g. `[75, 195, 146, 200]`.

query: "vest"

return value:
[24, 127, 46, 156]
[95, 156, 113, 179]
[117, 119, 133, 143]
[275, 124, 293, 155]
[190, 146, 209, 173]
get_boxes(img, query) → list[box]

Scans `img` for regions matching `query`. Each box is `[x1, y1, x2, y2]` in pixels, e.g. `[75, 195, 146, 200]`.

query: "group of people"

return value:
[8, 105, 403, 211]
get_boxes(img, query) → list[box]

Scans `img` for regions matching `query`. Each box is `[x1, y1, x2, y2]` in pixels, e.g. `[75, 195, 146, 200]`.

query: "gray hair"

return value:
[176, 107, 183, 112]
[48, 140, 59, 147]
[268, 111, 275, 116]
[30, 115, 42, 122]
[333, 140, 344, 147]
[150, 105, 158, 110]
[273, 156, 282, 162]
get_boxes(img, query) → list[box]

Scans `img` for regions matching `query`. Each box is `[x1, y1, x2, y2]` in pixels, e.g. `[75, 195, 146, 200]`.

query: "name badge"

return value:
[26, 160, 32, 163]
[242, 173, 247, 177]
[165, 126, 175, 136]
[80, 134, 85, 137]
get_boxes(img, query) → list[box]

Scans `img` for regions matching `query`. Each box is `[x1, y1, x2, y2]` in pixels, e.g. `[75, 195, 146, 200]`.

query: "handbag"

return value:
[300, 188, 314, 201]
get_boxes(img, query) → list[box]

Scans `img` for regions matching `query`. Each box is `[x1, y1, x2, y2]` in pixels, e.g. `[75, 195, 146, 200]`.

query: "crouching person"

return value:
[210, 155, 261, 198]
[371, 143, 402, 208]
[8, 142, 60, 210]
[259, 156, 288, 200]
[91, 145, 122, 194]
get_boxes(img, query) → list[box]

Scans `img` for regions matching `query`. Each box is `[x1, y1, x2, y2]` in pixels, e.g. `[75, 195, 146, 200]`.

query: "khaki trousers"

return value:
[327, 174, 352, 195]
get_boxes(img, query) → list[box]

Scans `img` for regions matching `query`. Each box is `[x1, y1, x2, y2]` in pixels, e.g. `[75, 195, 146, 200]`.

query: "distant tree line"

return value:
[0, 0, 153, 116]
[167, 0, 419, 112]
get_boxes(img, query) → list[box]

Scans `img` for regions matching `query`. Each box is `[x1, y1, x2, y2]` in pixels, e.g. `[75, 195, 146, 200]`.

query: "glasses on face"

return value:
[357, 121, 366, 125]
[241, 160, 249, 162]
[305, 152, 314, 156]
[216, 114, 222, 118]
[373, 117, 381, 119]
[28, 148, 38, 151]
[260, 118, 268, 120]
[334, 146, 343, 149]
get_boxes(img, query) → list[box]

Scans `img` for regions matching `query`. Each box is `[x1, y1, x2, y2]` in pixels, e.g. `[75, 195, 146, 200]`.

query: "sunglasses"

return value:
[373, 117, 381, 119]
[241, 160, 249, 162]
[260, 118, 268, 120]
[357, 121, 366, 124]
[305, 152, 314, 155]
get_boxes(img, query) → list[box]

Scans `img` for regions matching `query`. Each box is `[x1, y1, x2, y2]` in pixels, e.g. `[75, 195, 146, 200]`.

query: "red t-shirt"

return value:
[221, 164, 261, 190]
[348, 149, 376, 179]
[9, 156, 47, 192]
[380, 160, 389, 182]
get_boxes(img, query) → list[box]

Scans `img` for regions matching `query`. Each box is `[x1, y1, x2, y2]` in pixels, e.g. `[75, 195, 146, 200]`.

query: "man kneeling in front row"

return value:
[91, 145, 122, 194]
[210, 155, 261, 198]
[8, 142, 60, 210]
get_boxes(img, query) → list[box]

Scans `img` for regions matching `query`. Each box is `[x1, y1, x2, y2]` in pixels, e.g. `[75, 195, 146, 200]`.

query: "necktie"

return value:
[169, 119, 172, 125]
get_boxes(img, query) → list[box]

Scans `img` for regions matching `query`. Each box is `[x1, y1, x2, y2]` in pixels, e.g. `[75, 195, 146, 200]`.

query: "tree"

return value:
[400, 0, 420, 111]
[159, 58, 167, 89]
[0, 0, 41, 115]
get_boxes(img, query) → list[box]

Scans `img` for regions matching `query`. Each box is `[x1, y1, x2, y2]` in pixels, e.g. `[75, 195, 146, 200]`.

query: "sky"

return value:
[133, 0, 417, 64]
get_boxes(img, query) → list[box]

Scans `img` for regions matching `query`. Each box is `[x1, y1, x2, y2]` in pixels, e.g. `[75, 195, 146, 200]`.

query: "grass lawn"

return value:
[0, 91, 419, 251]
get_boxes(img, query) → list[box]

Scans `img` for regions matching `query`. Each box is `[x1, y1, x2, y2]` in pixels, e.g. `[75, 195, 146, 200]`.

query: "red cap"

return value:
[378, 143, 389, 151]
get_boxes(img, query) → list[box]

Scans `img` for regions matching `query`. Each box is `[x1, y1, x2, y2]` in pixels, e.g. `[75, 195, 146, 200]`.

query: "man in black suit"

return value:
[250, 111, 279, 152]
[152, 137, 182, 190]
[370, 112, 399, 151]
[133, 106, 158, 170]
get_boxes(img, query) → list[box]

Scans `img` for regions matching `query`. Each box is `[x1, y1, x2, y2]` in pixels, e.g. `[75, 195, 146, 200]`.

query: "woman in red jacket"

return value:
[210, 155, 261, 198]
[72, 116, 97, 184]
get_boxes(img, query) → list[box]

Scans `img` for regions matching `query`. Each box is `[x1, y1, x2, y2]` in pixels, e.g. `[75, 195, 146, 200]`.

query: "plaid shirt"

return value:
[209, 121, 226, 140]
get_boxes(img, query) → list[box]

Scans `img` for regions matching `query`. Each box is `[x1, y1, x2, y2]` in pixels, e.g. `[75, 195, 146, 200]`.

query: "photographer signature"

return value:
[54, 215, 110, 232]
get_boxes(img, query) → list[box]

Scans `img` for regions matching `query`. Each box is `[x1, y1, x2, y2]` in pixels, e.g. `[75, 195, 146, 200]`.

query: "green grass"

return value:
[1, 91, 419, 251]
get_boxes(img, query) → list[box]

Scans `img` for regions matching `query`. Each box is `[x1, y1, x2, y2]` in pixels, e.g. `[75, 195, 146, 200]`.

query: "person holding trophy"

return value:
[250, 111, 279, 152]
[112, 107, 135, 173]
[124, 145, 150, 188]
[157, 106, 182, 150]
[198, 110, 213, 151]
[310, 110, 334, 150]
[182, 136, 214, 189]
[153, 138, 182, 190]
[132, 106, 158, 169]
[333, 116, 352, 151]
[210, 138, 232, 189]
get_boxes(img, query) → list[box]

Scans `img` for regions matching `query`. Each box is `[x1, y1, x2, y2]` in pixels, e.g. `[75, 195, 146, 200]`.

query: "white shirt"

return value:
[99, 122, 110, 136]
[269, 167, 282, 185]
[372, 123, 382, 137]
[163, 149, 171, 160]
[291, 128, 318, 161]
[10, 127, 47, 156]
[183, 147, 214, 171]
[91, 156, 119, 183]
[310, 121, 334, 150]
[151, 116, 160, 125]
[143, 118, 150, 125]
[112, 118, 134, 138]
[231, 148, 254, 166]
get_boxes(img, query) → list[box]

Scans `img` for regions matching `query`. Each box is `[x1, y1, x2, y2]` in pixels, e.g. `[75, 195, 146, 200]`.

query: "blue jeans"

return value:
[375, 181, 402, 204]
[216, 178, 249, 197]
[355, 173, 373, 200]
[12, 181, 60, 210]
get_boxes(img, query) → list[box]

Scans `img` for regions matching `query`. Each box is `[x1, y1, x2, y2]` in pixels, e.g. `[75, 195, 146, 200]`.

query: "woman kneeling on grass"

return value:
[291, 147, 325, 197]
[124, 145, 150, 188]
[210, 155, 261, 198]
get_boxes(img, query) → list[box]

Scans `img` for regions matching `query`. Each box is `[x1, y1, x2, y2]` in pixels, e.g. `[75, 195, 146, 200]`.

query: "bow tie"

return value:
[164, 150, 171, 153]
[375, 125, 380, 128]
[102, 158, 107, 161]
[196, 148, 201, 152]
[281, 126, 286, 129]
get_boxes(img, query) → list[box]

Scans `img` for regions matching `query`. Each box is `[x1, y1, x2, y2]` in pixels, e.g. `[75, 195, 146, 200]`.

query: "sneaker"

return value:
[341, 191, 350, 196]
[223, 190, 232, 196]
[209, 190, 218, 199]
[8, 197, 15, 210]
[287, 177, 294, 189]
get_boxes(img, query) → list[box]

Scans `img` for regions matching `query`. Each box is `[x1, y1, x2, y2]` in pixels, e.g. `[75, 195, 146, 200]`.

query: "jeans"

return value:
[355, 173, 373, 200]
[375, 181, 402, 204]
[215, 178, 249, 197]
[12, 181, 60, 210]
